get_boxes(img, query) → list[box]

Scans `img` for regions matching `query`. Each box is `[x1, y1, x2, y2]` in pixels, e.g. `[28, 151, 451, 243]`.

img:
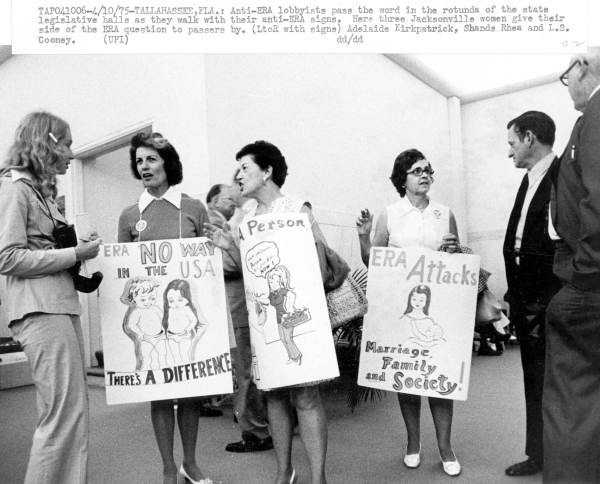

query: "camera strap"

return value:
[16, 178, 58, 232]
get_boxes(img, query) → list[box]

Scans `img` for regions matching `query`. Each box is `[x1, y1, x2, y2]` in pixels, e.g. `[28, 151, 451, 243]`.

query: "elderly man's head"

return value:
[560, 47, 600, 112]
[206, 184, 236, 220]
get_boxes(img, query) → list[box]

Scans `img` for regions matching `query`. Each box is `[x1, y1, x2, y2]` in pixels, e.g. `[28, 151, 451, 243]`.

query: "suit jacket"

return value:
[553, 89, 600, 291]
[0, 174, 80, 324]
[503, 159, 561, 311]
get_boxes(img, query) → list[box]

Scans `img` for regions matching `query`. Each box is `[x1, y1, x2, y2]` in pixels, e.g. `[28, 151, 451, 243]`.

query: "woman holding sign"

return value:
[118, 132, 212, 484]
[356, 148, 462, 477]
[206, 141, 331, 484]
[0, 112, 102, 484]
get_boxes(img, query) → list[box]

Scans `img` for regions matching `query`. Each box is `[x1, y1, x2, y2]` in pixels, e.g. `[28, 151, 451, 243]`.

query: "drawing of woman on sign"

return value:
[265, 265, 311, 365]
[162, 279, 208, 364]
[400, 284, 445, 347]
[120, 277, 166, 371]
[247, 240, 311, 365]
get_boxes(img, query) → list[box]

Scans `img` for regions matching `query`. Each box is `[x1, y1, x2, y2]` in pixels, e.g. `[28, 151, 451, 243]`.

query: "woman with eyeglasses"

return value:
[356, 148, 462, 477]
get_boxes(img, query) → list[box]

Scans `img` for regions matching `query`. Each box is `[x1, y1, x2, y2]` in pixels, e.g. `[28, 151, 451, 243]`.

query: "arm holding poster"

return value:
[208, 140, 338, 484]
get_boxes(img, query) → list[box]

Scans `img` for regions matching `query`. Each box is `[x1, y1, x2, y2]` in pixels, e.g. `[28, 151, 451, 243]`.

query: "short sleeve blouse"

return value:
[385, 197, 450, 250]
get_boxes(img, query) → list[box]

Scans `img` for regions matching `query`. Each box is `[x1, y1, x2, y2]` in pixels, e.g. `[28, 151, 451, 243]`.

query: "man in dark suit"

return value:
[544, 48, 600, 483]
[503, 111, 561, 477]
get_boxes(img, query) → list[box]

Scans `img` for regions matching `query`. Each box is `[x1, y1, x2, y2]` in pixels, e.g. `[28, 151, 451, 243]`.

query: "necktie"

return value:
[549, 157, 560, 232]
[505, 174, 529, 251]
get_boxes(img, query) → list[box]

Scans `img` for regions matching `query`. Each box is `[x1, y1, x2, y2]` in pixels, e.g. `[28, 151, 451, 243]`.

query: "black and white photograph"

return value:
[0, 1, 599, 483]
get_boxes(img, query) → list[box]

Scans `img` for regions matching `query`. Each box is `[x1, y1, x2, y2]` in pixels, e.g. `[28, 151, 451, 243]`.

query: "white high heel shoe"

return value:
[403, 445, 421, 468]
[179, 465, 214, 484]
[289, 468, 297, 484]
[440, 452, 461, 477]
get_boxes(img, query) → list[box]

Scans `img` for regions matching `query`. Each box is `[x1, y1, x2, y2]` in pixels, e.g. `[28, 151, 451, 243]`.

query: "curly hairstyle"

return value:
[129, 132, 183, 186]
[1, 111, 71, 197]
[236, 140, 288, 188]
[389, 149, 431, 197]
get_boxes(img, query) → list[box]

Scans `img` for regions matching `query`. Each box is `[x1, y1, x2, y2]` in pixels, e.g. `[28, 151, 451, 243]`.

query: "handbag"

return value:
[315, 240, 350, 292]
[475, 287, 505, 328]
[281, 308, 312, 329]
[327, 267, 369, 329]
[314, 239, 368, 328]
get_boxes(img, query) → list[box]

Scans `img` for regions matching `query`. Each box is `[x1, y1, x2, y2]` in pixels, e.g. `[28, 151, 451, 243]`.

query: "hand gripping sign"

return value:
[358, 246, 480, 401]
[238, 213, 339, 390]
[97, 237, 233, 404]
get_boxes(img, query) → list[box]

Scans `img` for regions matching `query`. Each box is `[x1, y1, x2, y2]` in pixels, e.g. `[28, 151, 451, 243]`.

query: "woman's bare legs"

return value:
[397, 393, 421, 455]
[151, 398, 208, 483]
[428, 397, 455, 461]
[292, 386, 327, 484]
[150, 400, 177, 483]
[266, 390, 295, 484]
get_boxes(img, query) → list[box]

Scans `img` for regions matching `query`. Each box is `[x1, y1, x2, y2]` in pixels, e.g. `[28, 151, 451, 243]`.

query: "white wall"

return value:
[461, 82, 579, 298]
[203, 54, 460, 265]
[0, 54, 210, 195]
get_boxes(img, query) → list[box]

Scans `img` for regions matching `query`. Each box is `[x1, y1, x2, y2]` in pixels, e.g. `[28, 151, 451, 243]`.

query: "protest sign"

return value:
[238, 213, 339, 390]
[358, 246, 480, 400]
[97, 237, 233, 404]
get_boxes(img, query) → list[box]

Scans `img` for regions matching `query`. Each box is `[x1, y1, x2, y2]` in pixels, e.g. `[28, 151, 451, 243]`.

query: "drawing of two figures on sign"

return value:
[247, 241, 311, 366]
[120, 277, 208, 371]
[400, 284, 446, 348]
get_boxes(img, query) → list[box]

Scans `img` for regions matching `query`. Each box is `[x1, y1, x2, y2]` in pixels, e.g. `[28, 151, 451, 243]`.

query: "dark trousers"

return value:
[543, 285, 600, 483]
[513, 307, 545, 463]
[232, 326, 270, 440]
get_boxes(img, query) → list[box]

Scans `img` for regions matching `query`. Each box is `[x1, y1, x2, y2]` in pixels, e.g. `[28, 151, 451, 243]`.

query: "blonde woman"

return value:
[0, 112, 101, 483]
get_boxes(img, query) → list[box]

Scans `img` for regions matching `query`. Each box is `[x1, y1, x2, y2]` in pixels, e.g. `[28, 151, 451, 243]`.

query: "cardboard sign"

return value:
[238, 213, 339, 390]
[358, 246, 480, 400]
[97, 237, 233, 404]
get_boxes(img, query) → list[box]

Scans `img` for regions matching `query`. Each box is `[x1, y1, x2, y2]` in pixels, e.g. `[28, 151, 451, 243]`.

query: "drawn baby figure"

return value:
[120, 277, 166, 371]
[162, 279, 208, 364]
[400, 284, 445, 348]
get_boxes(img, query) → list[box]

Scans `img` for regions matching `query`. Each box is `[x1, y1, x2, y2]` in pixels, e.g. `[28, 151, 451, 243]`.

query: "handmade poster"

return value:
[238, 213, 339, 390]
[358, 246, 480, 401]
[97, 237, 233, 404]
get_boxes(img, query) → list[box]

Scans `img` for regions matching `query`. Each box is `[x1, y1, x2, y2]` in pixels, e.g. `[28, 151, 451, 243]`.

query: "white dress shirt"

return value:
[514, 152, 555, 251]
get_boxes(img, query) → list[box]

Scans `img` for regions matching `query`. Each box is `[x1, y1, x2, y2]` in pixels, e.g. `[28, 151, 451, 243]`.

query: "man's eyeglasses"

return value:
[406, 166, 434, 177]
[560, 60, 582, 87]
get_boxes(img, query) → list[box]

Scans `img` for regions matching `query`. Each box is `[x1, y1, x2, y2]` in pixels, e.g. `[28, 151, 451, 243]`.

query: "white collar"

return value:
[527, 152, 555, 184]
[10, 169, 33, 182]
[138, 186, 181, 213]
[398, 195, 431, 213]
[589, 84, 600, 100]
[241, 198, 258, 214]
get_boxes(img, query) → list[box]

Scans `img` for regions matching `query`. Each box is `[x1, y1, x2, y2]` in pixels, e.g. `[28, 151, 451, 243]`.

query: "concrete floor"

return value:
[0, 345, 541, 484]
